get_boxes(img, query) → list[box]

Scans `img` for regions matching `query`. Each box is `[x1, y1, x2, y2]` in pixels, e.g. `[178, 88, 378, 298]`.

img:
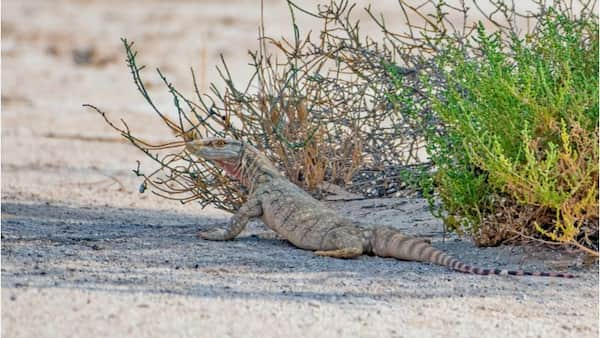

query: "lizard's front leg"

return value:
[199, 197, 262, 241]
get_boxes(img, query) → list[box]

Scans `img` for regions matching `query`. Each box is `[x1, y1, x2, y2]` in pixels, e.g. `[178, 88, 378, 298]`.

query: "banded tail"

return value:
[372, 228, 575, 278]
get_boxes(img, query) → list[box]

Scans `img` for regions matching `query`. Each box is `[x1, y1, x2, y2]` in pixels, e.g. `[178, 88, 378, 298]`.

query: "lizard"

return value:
[186, 137, 575, 278]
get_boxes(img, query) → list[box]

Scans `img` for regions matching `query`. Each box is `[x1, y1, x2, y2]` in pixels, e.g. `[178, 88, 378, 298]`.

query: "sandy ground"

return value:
[1, 1, 598, 337]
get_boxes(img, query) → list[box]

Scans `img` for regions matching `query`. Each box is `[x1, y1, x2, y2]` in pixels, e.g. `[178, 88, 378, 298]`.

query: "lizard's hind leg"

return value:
[315, 247, 363, 258]
[314, 227, 364, 258]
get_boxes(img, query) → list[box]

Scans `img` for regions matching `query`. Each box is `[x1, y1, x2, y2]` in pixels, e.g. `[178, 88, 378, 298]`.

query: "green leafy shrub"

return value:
[391, 9, 598, 255]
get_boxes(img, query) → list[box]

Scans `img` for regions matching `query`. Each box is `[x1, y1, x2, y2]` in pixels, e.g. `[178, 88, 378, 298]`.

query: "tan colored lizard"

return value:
[186, 137, 574, 278]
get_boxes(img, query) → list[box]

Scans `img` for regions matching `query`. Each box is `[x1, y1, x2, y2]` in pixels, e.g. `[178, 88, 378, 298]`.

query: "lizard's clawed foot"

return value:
[314, 247, 363, 259]
[198, 227, 235, 241]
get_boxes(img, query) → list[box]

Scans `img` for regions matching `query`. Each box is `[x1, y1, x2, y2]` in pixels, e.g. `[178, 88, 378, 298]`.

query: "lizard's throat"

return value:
[215, 159, 247, 186]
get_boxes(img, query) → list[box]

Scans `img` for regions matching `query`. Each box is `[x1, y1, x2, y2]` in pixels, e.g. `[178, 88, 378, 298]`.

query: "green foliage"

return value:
[390, 8, 599, 254]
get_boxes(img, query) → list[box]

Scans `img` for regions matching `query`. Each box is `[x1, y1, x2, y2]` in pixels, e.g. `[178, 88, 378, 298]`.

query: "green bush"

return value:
[391, 9, 598, 255]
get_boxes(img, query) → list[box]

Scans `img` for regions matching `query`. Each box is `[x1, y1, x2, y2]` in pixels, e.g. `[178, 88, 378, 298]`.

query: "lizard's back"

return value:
[257, 178, 370, 251]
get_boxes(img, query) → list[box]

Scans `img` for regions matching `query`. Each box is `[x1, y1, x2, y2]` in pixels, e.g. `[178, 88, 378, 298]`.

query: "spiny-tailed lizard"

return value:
[186, 137, 574, 278]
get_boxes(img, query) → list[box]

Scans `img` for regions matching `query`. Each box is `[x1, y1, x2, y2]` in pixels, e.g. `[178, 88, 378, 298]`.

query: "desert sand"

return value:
[1, 1, 598, 337]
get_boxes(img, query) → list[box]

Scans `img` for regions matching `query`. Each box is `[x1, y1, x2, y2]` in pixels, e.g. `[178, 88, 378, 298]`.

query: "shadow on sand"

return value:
[1, 200, 581, 303]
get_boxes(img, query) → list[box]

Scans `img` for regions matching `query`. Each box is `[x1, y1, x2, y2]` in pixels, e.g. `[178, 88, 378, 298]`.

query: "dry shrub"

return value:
[89, 0, 431, 213]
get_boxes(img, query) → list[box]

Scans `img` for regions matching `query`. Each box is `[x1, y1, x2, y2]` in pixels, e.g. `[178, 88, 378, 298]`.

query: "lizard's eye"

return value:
[212, 140, 226, 147]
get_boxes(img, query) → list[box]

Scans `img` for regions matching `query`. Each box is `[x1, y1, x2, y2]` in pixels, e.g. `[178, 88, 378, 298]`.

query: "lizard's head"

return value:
[187, 136, 280, 184]
[186, 137, 243, 162]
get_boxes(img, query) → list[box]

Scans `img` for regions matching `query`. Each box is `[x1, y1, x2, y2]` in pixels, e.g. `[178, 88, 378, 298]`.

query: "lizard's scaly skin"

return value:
[187, 138, 574, 278]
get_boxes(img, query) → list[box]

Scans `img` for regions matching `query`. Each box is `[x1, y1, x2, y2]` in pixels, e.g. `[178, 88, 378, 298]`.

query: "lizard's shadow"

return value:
[2, 200, 586, 303]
